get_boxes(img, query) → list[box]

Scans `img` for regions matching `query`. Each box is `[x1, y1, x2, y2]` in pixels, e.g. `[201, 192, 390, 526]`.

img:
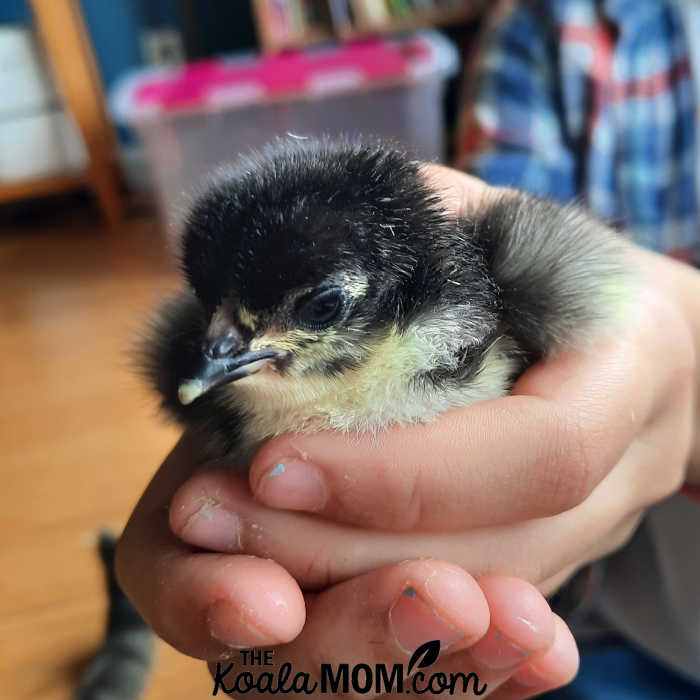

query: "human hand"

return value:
[169, 170, 695, 599]
[118, 165, 696, 699]
[116, 435, 578, 698]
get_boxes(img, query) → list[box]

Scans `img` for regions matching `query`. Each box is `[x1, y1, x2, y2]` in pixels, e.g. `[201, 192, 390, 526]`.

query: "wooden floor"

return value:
[0, 194, 212, 698]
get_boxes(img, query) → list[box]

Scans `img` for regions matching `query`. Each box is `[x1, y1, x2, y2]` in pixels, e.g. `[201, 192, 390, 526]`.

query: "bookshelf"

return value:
[251, 0, 480, 53]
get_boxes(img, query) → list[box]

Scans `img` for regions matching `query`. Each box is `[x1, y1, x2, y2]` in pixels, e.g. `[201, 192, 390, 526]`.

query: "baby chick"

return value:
[142, 138, 628, 462]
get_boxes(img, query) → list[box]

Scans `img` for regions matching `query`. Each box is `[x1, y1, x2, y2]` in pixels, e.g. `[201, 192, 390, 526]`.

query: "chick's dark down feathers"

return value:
[140, 138, 627, 461]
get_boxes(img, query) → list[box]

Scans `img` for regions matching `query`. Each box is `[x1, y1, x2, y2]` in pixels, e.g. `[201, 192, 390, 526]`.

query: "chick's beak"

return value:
[177, 326, 278, 406]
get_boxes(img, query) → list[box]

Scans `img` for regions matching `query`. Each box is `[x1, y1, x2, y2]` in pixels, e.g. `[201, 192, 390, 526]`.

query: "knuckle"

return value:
[660, 457, 687, 502]
[592, 510, 645, 562]
[539, 414, 596, 515]
[641, 409, 693, 508]
[297, 543, 334, 590]
[648, 447, 687, 505]
[339, 457, 424, 531]
[400, 466, 427, 530]
[336, 482, 387, 528]
[610, 511, 644, 553]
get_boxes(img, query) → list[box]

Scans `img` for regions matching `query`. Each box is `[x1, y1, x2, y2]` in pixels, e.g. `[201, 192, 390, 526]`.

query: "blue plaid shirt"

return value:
[457, 0, 698, 261]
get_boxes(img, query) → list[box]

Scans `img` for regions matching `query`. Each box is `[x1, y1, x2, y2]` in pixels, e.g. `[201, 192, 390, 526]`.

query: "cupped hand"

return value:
[170, 240, 694, 597]
[207, 572, 579, 700]
[117, 165, 696, 698]
[116, 435, 578, 698]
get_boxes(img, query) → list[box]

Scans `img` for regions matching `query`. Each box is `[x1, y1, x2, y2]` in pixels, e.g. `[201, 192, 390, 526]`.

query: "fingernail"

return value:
[389, 587, 464, 654]
[207, 599, 278, 649]
[255, 459, 327, 512]
[469, 625, 532, 670]
[179, 499, 242, 552]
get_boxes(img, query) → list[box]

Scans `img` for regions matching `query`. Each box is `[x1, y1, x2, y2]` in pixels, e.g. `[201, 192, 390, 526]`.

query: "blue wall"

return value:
[0, 0, 146, 90]
[0, 1, 256, 89]
[0, 0, 30, 23]
[81, 0, 144, 90]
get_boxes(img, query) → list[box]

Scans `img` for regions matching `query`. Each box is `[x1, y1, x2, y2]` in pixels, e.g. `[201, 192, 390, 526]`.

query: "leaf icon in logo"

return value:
[407, 640, 441, 676]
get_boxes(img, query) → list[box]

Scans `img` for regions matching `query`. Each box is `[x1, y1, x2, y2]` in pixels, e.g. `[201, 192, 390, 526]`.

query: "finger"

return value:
[172, 292, 690, 592]
[116, 434, 305, 660]
[419, 163, 508, 216]
[292, 560, 490, 667]
[487, 615, 579, 700]
[171, 429, 657, 591]
[208, 560, 489, 700]
[173, 465, 584, 590]
[247, 325, 658, 531]
[207, 568, 556, 700]
[422, 576, 555, 698]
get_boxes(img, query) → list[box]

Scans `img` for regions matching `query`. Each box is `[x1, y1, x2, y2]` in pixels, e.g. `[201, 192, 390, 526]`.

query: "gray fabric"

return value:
[594, 494, 700, 682]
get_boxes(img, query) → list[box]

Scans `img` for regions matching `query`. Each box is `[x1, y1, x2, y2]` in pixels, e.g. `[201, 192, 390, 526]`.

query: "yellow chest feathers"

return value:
[225, 322, 518, 442]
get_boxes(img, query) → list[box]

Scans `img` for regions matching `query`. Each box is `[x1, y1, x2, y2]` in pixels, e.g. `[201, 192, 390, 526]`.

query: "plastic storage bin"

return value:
[113, 32, 458, 235]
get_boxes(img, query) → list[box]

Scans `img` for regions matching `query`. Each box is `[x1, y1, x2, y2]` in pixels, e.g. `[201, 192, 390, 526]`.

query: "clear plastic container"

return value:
[113, 31, 458, 235]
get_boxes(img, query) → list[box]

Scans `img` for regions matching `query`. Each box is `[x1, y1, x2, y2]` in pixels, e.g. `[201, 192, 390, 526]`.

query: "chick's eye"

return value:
[296, 288, 344, 329]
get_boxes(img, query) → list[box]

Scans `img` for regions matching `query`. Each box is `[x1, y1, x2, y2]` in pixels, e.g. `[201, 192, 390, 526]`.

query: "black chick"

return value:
[141, 137, 628, 462]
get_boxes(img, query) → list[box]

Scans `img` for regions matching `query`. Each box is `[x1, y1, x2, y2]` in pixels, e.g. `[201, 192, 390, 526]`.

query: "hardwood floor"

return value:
[0, 195, 212, 698]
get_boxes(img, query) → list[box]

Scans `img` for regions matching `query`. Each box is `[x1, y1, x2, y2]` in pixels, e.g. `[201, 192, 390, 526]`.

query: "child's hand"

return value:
[167, 242, 694, 598]
[117, 434, 578, 698]
[115, 244, 692, 700]
[116, 167, 697, 698]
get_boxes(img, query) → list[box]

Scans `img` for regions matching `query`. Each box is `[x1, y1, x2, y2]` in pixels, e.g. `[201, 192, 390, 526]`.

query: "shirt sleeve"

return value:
[455, 0, 579, 202]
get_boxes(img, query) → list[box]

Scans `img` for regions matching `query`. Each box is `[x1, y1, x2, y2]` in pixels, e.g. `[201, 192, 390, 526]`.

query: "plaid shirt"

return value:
[456, 0, 698, 261]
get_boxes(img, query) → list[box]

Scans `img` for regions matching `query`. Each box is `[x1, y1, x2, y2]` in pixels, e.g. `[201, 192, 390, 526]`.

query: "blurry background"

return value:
[0, 2, 483, 698]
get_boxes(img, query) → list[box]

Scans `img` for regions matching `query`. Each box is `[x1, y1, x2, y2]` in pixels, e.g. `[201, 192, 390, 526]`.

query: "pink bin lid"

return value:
[114, 32, 456, 120]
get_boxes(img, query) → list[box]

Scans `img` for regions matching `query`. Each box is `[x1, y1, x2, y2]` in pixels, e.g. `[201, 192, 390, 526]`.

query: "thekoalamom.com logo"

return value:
[212, 640, 487, 696]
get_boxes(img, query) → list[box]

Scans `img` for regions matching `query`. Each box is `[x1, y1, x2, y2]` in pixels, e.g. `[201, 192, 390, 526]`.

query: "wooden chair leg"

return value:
[30, 0, 123, 229]
[90, 162, 123, 229]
